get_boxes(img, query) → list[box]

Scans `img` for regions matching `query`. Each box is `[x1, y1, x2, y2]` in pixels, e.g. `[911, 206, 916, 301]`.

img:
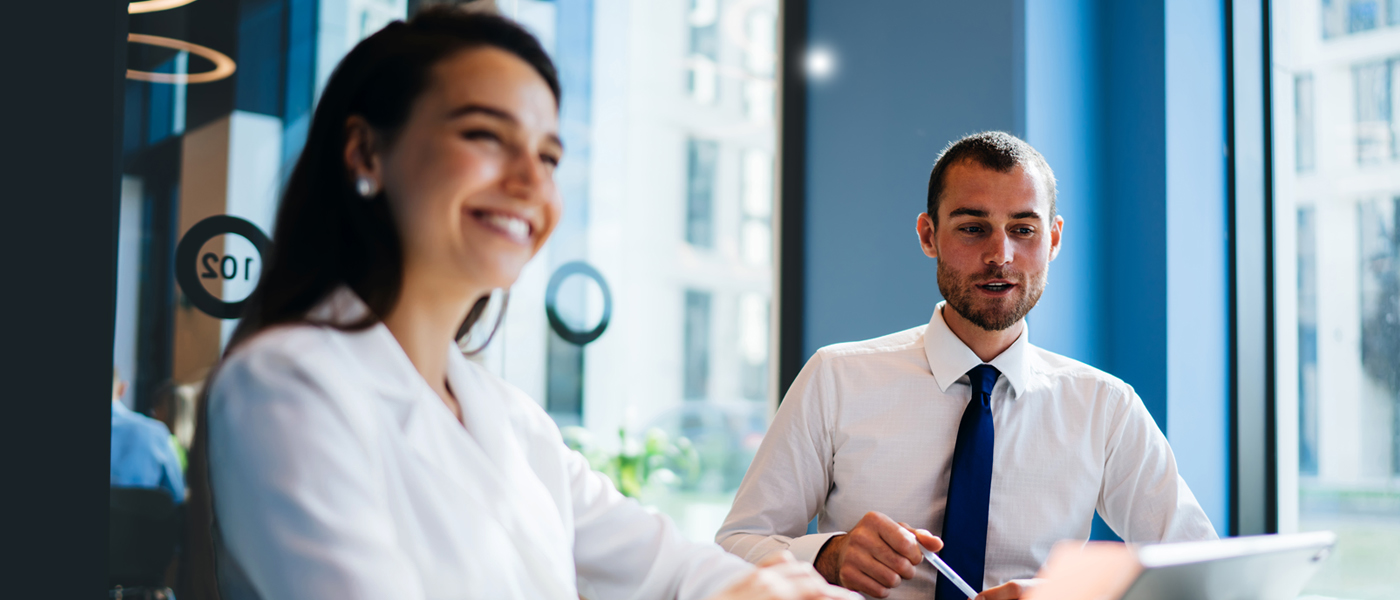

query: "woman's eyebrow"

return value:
[446, 103, 515, 121]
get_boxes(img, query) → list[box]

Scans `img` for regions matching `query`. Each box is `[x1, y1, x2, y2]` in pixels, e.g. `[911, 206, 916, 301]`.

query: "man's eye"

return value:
[961, 226, 983, 234]
[1015, 227, 1035, 235]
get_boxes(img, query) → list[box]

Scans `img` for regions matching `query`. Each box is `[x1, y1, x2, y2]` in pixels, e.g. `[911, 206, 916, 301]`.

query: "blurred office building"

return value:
[1273, 0, 1400, 596]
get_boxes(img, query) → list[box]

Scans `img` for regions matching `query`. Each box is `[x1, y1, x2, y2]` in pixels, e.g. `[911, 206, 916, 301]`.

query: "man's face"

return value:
[917, 160, 1062, 331]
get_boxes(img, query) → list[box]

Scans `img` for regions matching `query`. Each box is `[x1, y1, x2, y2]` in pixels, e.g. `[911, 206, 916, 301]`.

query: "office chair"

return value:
[109, 487, 181, 600]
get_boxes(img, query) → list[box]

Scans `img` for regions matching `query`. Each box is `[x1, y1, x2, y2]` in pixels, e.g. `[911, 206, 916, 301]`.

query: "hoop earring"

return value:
[459, 290, 510, 355]
[355, 175, 378, 199]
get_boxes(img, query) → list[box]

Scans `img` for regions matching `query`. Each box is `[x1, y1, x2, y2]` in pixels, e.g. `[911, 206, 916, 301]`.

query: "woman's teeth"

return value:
[481, 212, 530, 241]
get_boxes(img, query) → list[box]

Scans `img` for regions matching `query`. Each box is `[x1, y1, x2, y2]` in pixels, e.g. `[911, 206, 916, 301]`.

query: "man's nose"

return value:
[984, 231, 1013, 266]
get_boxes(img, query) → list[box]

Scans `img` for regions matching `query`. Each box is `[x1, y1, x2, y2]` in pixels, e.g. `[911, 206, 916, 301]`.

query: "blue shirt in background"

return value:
[111, 401, 186, 502]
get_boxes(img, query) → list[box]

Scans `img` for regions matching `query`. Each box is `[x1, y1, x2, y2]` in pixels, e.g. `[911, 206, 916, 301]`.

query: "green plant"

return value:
[561, 425, 700, 498]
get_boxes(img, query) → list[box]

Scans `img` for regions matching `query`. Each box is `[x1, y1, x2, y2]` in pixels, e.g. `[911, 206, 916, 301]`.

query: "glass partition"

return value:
[1272, 1, 1400, 597]
[112, 3, 781, 585]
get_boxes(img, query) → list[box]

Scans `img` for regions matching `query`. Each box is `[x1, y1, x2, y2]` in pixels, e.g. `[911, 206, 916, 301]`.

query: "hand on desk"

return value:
[813, 511, 943, 598]
[715, 551, 861, 600]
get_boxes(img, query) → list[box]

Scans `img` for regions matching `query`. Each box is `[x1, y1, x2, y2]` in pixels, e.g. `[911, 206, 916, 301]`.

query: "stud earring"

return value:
[355, 175, 377, 199]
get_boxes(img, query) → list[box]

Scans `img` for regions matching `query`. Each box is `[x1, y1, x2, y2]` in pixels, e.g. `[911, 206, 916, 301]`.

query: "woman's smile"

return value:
[470, 208, 535, 246]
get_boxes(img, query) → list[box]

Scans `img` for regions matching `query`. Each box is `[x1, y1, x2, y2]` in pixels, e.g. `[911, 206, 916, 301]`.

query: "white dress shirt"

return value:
[208, 289, 752, 600]
[716, 302, 1216, 598]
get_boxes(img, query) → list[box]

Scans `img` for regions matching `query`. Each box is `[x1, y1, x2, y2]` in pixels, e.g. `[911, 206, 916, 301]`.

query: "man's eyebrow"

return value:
[447, 103, 565, 150]
[948, 207, 988, 218]
[1012, 211, 1041, 220]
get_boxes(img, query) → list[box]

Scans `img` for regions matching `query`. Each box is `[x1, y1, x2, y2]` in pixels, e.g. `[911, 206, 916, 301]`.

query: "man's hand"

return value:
[973, 579, 1041, 600]
[711, 551, 861, 600]
[813, 512, 943, 598]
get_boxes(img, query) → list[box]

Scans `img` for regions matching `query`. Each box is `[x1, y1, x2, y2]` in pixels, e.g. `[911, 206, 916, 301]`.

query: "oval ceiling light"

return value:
[127, 34, 236, 84]
[129, 0, 199, 14]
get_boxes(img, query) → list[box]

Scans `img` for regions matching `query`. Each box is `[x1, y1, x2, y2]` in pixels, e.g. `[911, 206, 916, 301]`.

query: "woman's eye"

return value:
[462, 129, 502, 143]
[540, 153, 561, 168]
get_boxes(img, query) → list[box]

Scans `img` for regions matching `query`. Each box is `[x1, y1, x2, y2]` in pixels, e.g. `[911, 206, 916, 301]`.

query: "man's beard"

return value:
[937, 260, 1047, 332]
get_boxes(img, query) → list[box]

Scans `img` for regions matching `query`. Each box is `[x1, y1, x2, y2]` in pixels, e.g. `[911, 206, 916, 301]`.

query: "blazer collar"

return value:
[307, 288, 577, 594]
[923, 302, 1031, 398]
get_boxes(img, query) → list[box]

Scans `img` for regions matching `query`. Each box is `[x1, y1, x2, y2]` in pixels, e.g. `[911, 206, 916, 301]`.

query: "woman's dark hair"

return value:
[180, 10, 559, 599]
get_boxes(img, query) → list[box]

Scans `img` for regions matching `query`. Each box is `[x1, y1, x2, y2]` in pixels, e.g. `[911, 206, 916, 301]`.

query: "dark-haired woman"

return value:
[184, 9, 854, 600]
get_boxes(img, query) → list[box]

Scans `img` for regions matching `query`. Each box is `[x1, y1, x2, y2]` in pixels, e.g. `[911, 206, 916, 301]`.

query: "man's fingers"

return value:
[896, 522, 943, 553]
[857, 537, 917, 580]
[844, 549, 904, 589]
[869, 517, 921, 562]
[915, 530, 943, 553]
[838, 566, 892, 598]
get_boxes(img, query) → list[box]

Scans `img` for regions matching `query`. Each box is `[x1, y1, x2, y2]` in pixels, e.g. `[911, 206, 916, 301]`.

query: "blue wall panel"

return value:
[1165, 0, 1230, 536]
[1024, 0, 1106, 369]
[802, 1, 1024, 357]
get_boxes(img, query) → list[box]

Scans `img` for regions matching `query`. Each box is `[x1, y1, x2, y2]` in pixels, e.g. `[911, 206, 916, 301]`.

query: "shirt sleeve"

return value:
[208, 345, 425, 600]
[565, 443, 753, 600]
[1097, 386, 1219, 543]
[715, 352, 844, 564]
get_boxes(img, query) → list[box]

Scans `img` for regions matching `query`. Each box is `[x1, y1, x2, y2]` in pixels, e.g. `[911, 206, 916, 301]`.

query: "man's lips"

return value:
[975, 280, 1017, 295]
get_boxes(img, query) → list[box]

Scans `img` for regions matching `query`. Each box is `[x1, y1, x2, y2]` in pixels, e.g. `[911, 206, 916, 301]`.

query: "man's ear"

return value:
[343, 115, 384, 185]
[1048, 214, 1065, 261]
[917, 213, 939, 259]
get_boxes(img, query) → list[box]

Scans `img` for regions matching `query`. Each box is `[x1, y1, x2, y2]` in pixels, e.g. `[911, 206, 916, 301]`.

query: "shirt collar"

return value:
[923, 301, 1032, 398]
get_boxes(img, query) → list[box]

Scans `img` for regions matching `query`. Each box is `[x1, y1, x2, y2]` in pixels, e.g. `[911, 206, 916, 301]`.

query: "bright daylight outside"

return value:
[471, 0, 780, 543]
[1272, 0, 1400, 597]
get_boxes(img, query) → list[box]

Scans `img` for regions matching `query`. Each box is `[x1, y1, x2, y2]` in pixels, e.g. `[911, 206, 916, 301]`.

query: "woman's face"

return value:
[361, 47, 562, 299]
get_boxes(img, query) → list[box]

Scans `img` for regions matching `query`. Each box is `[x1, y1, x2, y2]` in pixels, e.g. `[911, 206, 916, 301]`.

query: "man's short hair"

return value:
[925, 131, 1057, 226]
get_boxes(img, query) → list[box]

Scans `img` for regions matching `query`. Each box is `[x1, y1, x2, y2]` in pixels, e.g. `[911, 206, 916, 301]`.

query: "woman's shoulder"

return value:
[211, 323, 362, 404]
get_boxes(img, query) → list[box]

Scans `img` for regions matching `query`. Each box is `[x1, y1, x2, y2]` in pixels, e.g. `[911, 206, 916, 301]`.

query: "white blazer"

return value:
[207, 290, 752, 600]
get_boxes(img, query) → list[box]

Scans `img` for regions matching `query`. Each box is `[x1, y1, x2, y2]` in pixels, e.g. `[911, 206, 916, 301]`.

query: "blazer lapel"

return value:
[331, 319, 575, 597]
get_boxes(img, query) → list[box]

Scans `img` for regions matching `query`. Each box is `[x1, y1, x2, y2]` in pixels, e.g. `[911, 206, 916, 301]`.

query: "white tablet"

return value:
[1120, 531, 1337, 600]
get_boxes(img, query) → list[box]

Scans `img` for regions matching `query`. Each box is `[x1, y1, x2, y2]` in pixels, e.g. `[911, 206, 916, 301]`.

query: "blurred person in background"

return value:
[111, 368, 186, 503]
[181, 9, 854, 600]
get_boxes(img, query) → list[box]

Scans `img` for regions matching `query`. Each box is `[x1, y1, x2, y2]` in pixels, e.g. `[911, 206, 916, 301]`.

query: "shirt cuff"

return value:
[786, 531, 845, 564]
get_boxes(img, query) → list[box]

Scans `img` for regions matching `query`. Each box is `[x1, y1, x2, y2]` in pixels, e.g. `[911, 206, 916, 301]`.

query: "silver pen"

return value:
[922, 548, 979, 600]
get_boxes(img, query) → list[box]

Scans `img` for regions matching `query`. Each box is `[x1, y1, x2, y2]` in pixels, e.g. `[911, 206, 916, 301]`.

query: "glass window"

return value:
[1355, 59, 1394, 164]
[116, 0, 780, 548]
[481, 0, 780, 543]
[684, 289, 714, 400]
[1275, 2, 1400, 597]
[687, 138, 720, 249]
[1322, 0, 1399, 37]
[1297, 73, 1317, 172]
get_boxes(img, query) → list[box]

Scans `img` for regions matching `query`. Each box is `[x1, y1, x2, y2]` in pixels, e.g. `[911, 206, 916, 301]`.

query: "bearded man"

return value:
[716, 132, 1216, 600]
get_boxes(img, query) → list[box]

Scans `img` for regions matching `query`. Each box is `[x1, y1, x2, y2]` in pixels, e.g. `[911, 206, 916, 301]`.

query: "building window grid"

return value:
[1355, 58, 1396, 164]
[1297, 73, 1317, 172]
[1323, 0, 1400, 38]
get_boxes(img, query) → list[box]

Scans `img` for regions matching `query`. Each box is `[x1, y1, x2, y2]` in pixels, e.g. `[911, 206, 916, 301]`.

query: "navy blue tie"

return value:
[937, 364, 999, 600]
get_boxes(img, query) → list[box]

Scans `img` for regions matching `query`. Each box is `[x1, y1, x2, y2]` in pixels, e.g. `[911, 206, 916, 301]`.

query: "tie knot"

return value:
[967, 364, 999, 398]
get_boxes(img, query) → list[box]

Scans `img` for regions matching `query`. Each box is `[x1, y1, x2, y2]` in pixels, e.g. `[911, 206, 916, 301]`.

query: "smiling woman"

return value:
[170, 7, 847, 600]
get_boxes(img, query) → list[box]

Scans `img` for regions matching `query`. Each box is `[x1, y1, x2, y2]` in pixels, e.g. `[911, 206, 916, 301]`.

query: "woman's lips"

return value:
[472, 209, 532, 245]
